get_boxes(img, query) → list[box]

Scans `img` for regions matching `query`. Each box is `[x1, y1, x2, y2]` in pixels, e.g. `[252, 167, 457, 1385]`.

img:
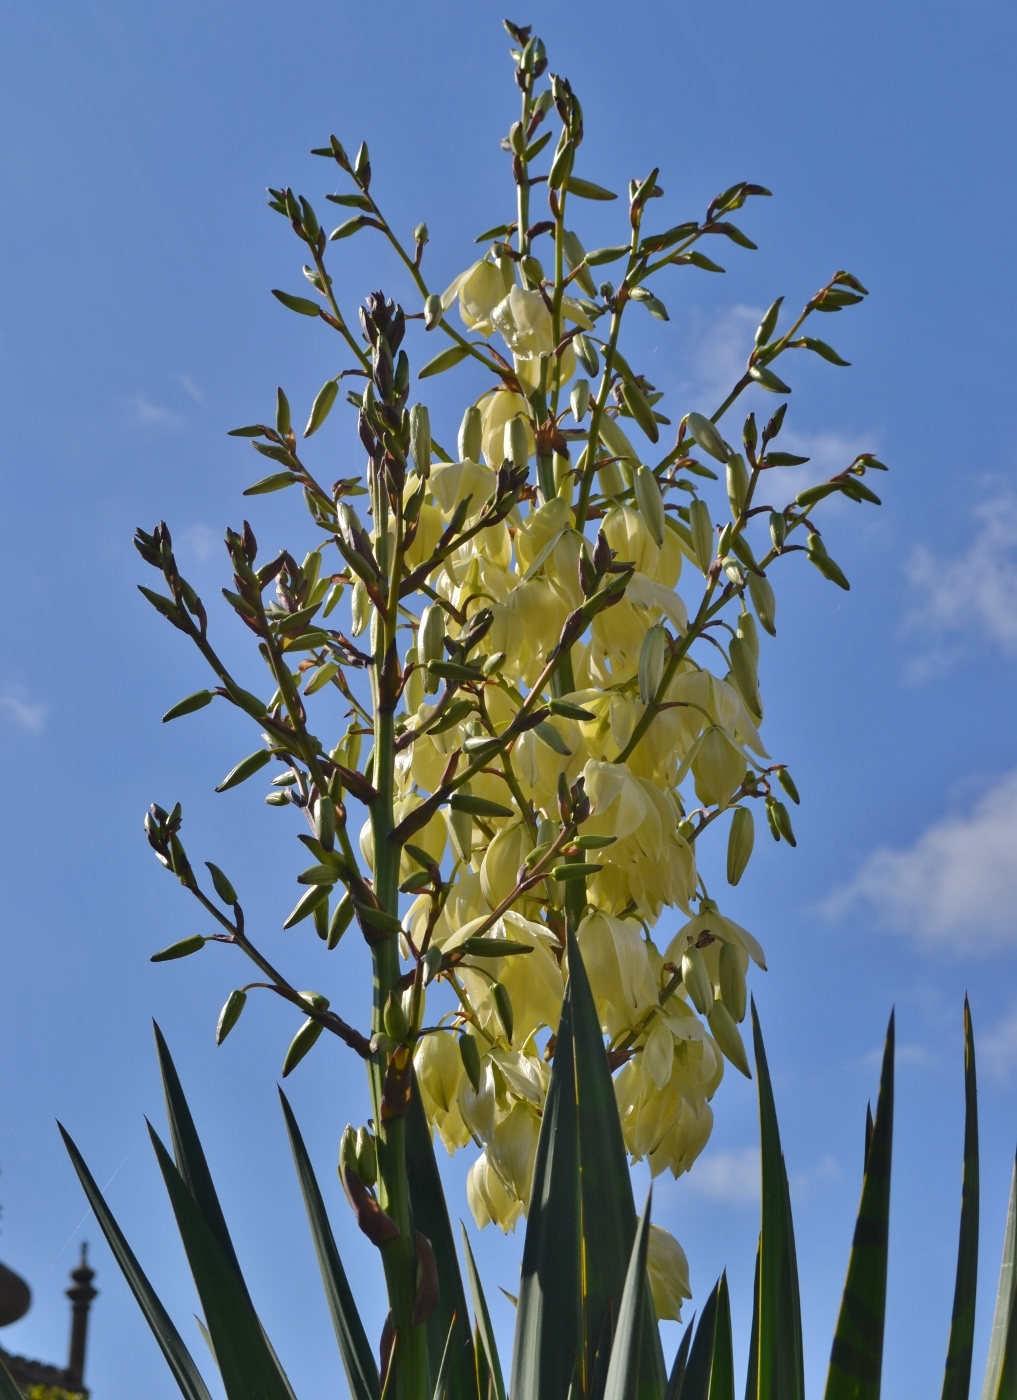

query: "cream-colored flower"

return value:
[647, 1225, 691, 1322]
[414, 1031, 472, 1153]
[442, 257, 514, 335]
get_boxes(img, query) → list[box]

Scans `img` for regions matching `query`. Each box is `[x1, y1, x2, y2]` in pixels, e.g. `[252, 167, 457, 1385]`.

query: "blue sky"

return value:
[1, 1, 1015, 1396]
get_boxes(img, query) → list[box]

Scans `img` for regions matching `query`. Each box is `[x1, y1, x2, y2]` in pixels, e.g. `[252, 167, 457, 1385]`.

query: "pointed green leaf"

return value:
[406, 1073, 479, 1400]
[463, 1228, 507, 1400]
[664, 1315, 695, 1400]
[752, 1000, 805, 1400]
[603, 1194, 655, 1400]
[279, 1089, 380, 1400]
[153, 1024, 247, 1291]
[148, 1123, 296, 1400]
[58, 1123, 214, 1400]
[824, 1012, 894, 1400]
[744, 1243, 760, 1400]
[942, 999, 979, 1400]
[680, 1274, 735, 1400]
[981, 1149, 1017, 1400]
[433, 1317, 459, 1400]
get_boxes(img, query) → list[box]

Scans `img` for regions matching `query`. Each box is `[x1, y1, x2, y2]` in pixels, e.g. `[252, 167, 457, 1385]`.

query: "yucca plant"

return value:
[8, 963, 1013, 1400]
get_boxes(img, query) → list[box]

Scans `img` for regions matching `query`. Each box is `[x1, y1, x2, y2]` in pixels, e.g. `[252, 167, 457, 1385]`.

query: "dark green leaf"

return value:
[463, 1228, 507, 1400]
[405, 1074, 479, 1400]
[279, 1089, 380, 1400]
[664, 1316, 695, 1400]
[942, 999, 979, 1400]
[823, 1012, 894, 1400]
[148, 1125, 296, 1400]
[419, 344, 470, 379]
[272, 289, 321, 316]
[984, 1150, 1017, 1400]
[680, 1274, 735, 1400]
[58, 1123, 214, 1400]
[602, 1195, 655, 1400]
[0, 1355, 25, 1400]
[752, 1001, 805, 1400]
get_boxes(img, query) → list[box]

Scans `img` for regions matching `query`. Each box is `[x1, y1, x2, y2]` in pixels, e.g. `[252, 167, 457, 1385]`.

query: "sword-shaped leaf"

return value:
[463, 1227, 506, 1400]
[824, 1011, 894, 1400]
[407, 1072, 479, 1400]
[0, 1354, 26, 1400]
[58, 1123, 214, 1400]
[942, 999, 979, 1400]
[279, 1087, 380, 1400]
[148, 1123, 296, 1400]
[751, 999, 805, 1400]
[665, 1316, 695, 1400]
[153, 1023, 246, 1291]
[603, 1194, 656, 1400]
[981, 1148, 1017, 1400]
[743, 1243, 760, 1400]
[678, 1274, 735, 1400]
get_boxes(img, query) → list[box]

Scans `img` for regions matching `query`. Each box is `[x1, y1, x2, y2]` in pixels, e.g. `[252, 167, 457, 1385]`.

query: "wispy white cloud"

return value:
[0, 692, 46, 732]
[176, 374, 203, 404]
[825, 769, 1017, 949]
[906, 495, 1017, 673]
[178, 524, 219, 561]
[122, 393, 182, 429]
[684, 1147, 759, 1204]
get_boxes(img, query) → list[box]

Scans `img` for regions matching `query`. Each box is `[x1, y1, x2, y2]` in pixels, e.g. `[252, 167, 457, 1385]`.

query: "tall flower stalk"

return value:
[133, 21, 882, 1398]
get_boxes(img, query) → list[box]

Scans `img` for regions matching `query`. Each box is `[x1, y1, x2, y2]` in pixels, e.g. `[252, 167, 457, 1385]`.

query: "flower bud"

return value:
[350, 578, 369, 637]
[769, 509, 786, 552]
[355, 1127, 378, 1186]
[571, 378, 590, 422]
[777, 767, 801, 805]
[682, 943, 714, 1016]
[708, 1000, 750, 1076]
[339, 1124, 358, 1173]
[689, 498, 714, 575]
[459, 1033, 482, 1093]
[282, 1017, 323, 1077]
[726, 806, 754, 886]
[737, 610, 759, 663]
[719, 942, 747, 1023]
[418, 603, 445, 666]
[491, 982, 514, 1044]
[726, 453, 749, 516]
[384, 990, 409, 1044]
[216, 989, 247, 1045]
[504, 414, 531, 467]
[459, 405, 483, 463]
[423, 294, 443, 331]
[767, 797, 796, 846]
[638, 623, 668, 704]
[685, 412, 728, 463]
[728, 635, 760, 717]
[807, 532, 851, 590]
[573, 333, 599, 378]
[634, 465, 666, 547]
[747, 570, 776, 636]
[315, 795, 335, 851]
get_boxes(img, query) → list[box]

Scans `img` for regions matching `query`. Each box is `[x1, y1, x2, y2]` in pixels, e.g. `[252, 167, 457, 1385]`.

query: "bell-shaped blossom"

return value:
[647, 1225, 691, 1322]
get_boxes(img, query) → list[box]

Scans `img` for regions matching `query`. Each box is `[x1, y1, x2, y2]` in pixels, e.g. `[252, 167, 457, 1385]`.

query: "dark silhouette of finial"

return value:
[65, 1242, 97, 1389]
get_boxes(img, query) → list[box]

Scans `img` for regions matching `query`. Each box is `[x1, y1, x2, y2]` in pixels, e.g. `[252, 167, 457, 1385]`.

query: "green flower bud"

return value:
[685, 412, 728, 463]
[726, 806, 754, 886]
[729, 635, 760, 717]
[459, 1033, 482, 1092]
[423, 294, 443, 330]
[708, 1000, 750, 1076]
[777, 767, 801, 805]
[681, 943, 714, 1016]
[634, 465, 666, 547]
[339, 1124, 358, 1173]
[282, 1017, 323, 1077]
[570, 378, 590, 423]
[418, 603, 445, 666]
[747, 570, 777, 635]
[807, 532, 850, 590]
[767, 797, 796, 846]
[215, 989, 247, 1045]
[410, 404, 431, 477]
[150, 934, 206, 963]
[726, 453, 749, 516]
[689, 498, 715, 575]
[573, 332, 599, 377]
[328, 893, 353, 950]
[315, 796, 335, 851]
[737, 610, 759, 663]
[355, 1127, 378, 1186]
[719, 942, 747, 1022]
[491, 982, 514, 1044]
[638, 623, 668, 704]
[383, 991, 409, 1044]
[459, 405, 483, 463]
[505, 415, 531, 467]
[769, 509, 786, 552]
